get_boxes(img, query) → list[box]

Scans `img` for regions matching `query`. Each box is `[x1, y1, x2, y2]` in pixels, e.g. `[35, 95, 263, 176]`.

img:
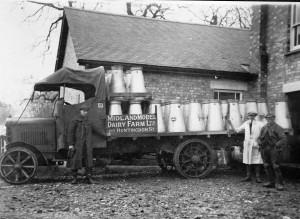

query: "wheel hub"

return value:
[191, 155, 200, 163]
[14, 163, 22, 169]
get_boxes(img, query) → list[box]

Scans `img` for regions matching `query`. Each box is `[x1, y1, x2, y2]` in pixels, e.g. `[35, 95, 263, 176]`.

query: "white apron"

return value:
[236, 120, 264, 164]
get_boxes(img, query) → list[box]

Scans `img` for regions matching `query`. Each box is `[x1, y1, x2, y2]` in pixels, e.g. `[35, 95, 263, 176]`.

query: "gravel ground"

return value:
[0, 167, 299, 219]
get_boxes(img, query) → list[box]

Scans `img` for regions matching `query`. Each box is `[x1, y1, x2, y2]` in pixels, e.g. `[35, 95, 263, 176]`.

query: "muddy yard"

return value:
[0, 167, 299, 219]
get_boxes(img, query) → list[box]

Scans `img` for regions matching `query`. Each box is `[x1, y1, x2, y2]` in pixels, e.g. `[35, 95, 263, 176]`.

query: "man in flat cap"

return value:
[235, 111, 264, 183]
[68, 104, 95, 184]
[258, 113, 287, 191]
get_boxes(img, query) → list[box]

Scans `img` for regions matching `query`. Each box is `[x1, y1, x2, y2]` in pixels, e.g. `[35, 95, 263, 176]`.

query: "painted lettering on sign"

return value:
[106, 114, 157, 136]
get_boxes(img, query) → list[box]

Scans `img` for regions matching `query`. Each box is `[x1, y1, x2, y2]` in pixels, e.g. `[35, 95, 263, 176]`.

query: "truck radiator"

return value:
[20, 127, 48, 145]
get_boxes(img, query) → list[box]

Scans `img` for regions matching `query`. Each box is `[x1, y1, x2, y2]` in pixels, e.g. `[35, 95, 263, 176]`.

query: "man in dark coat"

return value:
[68, 104, 95, 184]
[258, 113, 287, 191]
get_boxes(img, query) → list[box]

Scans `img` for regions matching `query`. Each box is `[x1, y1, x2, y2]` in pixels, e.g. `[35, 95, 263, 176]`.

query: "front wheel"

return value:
[173, 139, 215, 178]
[0, 147, 38, 184]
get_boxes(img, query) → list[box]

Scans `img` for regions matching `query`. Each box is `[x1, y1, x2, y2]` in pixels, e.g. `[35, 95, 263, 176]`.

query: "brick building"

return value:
[250, 4, 300, 135]
[55, 5, 300, 133]
[55, 7, 257, 102]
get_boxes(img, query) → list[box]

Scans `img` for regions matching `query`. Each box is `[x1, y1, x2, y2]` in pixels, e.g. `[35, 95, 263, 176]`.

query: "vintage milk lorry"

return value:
[0, 67, 245, 184]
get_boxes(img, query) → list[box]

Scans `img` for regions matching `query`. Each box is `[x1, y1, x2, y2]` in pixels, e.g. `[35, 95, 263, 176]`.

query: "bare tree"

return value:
[126, 2, 170, 19]
[178, 5, 252, 29]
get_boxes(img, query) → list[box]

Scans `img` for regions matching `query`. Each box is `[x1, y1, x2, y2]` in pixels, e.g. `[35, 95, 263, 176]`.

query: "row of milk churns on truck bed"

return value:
[105, 65, 147, 94]
[109, 98, 291, 133]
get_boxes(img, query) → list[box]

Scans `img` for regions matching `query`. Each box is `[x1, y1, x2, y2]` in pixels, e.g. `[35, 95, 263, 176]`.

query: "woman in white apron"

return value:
[235, 112, 264, 183]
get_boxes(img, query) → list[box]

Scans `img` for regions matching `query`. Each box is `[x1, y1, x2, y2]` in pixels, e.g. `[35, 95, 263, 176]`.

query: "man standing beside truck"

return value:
[258, 113, 287, 191]
[68, 104, 95, 184]
[235, 112, 264, 183]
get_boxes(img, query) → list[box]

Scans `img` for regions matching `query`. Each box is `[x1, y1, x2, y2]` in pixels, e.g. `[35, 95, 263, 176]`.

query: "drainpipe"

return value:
[259, 5, 269, 99]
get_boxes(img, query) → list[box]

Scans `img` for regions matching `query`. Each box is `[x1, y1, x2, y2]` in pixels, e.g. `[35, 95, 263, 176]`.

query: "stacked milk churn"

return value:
[107, 65, 147, 116]
[105, 67, 292, 133]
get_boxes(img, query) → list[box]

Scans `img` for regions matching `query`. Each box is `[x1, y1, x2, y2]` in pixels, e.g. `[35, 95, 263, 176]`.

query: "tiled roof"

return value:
[63, 7, 253, 74]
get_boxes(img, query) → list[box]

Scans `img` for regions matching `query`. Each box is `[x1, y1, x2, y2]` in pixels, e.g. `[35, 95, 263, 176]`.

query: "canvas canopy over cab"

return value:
[34, 66, 106, 100]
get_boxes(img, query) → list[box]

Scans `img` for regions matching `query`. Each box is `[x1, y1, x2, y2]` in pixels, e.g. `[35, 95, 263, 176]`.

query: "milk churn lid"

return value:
[189, 99, 199, 103]
[111, 65, 123, 71]
[130, 99, 141, 104]
[110, 100, 121, 104]
[169, 99, 180, 104]
[150, 99, 161, 104]
[246, 98, 256, 103]
[201, 99, 210, 104]
[209, 99, 220, 103]
[130, 66, 143, 71]
[257, 98, 266, 103]
[238, 100, 246, 104]
[220, 100, 228, 104]
[228, 99, 238, 103]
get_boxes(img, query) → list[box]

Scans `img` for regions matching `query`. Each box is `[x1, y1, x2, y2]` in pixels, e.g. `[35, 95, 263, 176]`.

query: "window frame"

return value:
[213, 89, 243, 101]
[290, 5, 300, 51]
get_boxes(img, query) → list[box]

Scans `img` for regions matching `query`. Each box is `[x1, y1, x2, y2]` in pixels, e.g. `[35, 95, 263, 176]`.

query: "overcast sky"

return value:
[0, 0, 291, 115]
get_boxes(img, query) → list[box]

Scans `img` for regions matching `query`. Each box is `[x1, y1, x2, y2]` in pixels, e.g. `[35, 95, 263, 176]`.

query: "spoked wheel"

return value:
[173, 139, 215, 178]
[0, 147, 38, 184]
[157, 150, 175, 172]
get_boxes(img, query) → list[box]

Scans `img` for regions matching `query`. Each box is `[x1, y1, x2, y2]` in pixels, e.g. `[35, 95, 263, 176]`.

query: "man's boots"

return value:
[255, 165, 262, 183]
[71, 170, 78, 184]
[85, 168, 96, 184]
[86, 174, 96, 184]
[241, 165, 252, 182]
[263, 166, 275, 188]
[274, 167, 284, 191]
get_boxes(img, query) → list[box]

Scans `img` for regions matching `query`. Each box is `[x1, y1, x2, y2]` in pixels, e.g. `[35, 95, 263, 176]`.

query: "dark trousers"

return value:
[261, 146, 283, 184]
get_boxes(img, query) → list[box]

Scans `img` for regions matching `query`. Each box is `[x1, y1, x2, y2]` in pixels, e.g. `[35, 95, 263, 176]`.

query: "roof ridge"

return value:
[64, 7, 250, 32]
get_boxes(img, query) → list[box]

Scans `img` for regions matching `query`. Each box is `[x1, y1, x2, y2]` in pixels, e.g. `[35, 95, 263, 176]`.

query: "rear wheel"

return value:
[0, 147, 38, 184]
[173, 139, 215, 178]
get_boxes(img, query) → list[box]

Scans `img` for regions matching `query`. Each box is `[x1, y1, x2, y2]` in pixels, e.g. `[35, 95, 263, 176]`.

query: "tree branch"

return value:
[23, 5, 45, 21]
[27, 1, 63, 11]
[46, 16, 62, 42]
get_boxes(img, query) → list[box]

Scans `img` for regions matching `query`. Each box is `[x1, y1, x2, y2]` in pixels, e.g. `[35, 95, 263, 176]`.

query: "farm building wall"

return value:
[251, 4, 300, 113]
[143, 72, 253, 101]
[62, 33, 84, 70]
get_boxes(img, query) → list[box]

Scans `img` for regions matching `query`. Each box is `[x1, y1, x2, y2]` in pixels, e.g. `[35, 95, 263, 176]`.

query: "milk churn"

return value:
[239, 100, 246, 122]
[207, 99, 224, 131]
[110, 65, 126, 93]
[228, 99, 242, 130]
[129, 100, 143, 115]
[182, 100, 190, 127]
[220, 100, 229, 128]
[149, 99, 165, 133]
[109, 100, 122, 115]
[124, 70, 132, 93]
[161, 100, 166, 119]
[164, 101, 171, 129]
[168, 100, 186, 132]
[216, 148, 229, 166]
[246, 99, 258, 114]
[257, 98, 268, 125]
[275, 101, 291, 129]
[187, 100, 205, 132]
[231, 146, 243, 162]
[202, 100, 210, 130]
[105, 70, 112, 95]
[130, 66, 147, 93]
